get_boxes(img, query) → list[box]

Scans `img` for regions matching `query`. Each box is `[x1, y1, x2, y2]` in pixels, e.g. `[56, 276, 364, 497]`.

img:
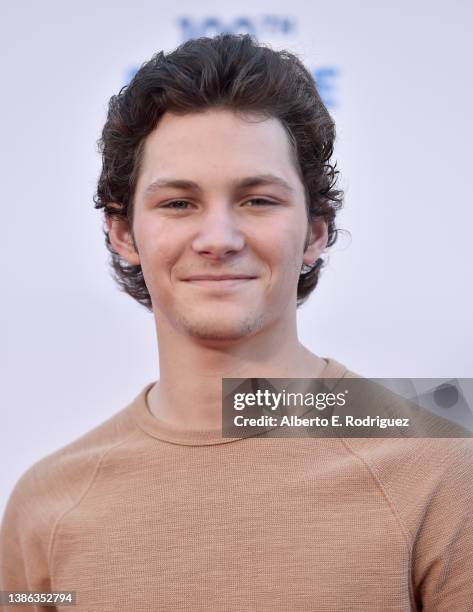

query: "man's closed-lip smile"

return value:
[183, 274, 257, 289]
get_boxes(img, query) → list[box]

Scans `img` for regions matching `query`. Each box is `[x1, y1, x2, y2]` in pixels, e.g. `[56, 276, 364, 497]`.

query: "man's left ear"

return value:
[302, 218, 328, 266]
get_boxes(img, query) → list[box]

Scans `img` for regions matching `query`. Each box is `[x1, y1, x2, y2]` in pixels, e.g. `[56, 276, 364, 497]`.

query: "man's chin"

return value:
[177, 314, 266, 344]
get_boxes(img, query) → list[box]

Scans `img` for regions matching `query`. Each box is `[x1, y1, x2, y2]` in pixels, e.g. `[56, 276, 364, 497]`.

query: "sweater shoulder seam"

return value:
[47, 428, 140, 584]
[338, 437, 413, 547]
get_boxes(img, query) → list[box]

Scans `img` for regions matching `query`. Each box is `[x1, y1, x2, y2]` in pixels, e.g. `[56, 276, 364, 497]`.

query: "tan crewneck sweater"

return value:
[1, 358, 473, 611]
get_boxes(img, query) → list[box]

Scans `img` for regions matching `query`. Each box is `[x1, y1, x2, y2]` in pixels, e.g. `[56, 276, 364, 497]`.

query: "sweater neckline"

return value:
[129, 358, 349, 446]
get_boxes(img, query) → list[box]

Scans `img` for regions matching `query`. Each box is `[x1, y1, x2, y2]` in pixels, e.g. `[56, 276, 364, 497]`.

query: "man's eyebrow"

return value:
[142, 174, 294, 199]
[143, 179, 202, 198]
[235, 174, 294, 193]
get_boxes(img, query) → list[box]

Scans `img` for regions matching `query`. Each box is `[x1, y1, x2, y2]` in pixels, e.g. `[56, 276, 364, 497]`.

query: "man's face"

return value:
[109, 108, 327, 343]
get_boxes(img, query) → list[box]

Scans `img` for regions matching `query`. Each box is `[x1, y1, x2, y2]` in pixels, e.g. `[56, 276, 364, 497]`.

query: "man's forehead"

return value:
[143, 109, 294, 158]
[137, 109, 302, 194]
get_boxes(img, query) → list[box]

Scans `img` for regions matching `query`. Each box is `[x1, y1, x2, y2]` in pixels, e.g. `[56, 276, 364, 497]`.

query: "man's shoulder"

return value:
[331, 364, 473, 533]
[337, 375, 473, 481]
[0, 390, 144, 587]
[3, 392, 141, 531]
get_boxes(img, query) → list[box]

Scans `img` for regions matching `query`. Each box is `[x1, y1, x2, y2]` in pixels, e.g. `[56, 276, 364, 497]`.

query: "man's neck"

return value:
[147, 316, 327, 430]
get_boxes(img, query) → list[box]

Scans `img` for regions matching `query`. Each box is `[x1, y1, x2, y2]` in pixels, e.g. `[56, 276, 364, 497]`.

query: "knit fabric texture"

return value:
[1, 358, 473, 611]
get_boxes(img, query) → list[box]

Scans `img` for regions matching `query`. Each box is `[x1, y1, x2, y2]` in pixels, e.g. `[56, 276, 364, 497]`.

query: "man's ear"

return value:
[302, 218, 328, 266]
[106, 212, 141, 266]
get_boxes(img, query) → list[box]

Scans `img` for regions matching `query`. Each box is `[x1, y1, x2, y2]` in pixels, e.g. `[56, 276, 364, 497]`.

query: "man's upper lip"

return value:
[184, 274, 256, 281]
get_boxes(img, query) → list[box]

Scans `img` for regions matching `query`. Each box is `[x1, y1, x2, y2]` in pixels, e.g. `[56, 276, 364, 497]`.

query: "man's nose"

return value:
[191, 205, 245, 258]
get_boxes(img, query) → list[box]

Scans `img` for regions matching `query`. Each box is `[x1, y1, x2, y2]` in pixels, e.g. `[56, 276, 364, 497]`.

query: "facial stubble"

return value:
[173, 304, 268, 342]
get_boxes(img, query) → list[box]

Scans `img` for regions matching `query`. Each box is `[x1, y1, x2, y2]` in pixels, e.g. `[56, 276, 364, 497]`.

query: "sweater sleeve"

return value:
[0, 463, 55, 611]
[0, 408, 135, 612]
[412, 441, 473, 611]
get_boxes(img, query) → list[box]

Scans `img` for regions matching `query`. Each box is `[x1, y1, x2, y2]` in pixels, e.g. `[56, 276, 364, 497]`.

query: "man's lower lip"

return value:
[184, 278, 255, 289]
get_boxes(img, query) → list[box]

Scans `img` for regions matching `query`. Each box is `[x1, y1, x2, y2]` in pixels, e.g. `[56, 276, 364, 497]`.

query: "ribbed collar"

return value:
[129, 358, 349, 446]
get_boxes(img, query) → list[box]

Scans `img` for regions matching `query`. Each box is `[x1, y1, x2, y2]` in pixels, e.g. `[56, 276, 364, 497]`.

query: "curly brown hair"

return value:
[94, 33, 343, 310]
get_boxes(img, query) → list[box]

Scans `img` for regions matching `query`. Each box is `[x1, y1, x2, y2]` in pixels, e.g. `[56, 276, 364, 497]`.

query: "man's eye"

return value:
[161, 200, 191, 209]
[244, 198, 277, 207]
[160, 198, 277, 209]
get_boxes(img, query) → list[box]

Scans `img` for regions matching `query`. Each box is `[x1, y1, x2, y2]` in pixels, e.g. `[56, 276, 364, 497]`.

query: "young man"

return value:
[1, 34, 472, 611]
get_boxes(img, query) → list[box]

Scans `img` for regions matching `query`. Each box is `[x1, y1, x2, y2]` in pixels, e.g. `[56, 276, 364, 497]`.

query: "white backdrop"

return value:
[1, 0, 472, 515]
